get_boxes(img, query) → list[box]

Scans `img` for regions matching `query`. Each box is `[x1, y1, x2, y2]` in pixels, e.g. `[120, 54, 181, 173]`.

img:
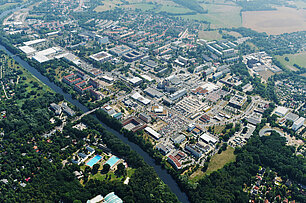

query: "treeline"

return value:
[95, 105, 305, 202]
[182, 133, 306, 202]
[237, 0, 278, 12]
[233, 28, 306, 56]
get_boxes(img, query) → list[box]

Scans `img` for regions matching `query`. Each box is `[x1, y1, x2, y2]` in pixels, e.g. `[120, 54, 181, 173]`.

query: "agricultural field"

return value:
[159, 4, 193, 14]
[275, 51, 306, 71]
[242, 7, 306, 35]
[174, 3, 242, 28]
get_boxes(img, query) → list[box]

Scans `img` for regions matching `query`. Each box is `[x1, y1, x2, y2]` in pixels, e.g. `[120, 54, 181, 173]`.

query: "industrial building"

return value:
[109, 45, 132, 56]
[275, 106, 289, 117]
[229, 94, 247, 109]
[144, 126, 162, 140]
[200, 133, 218, 145]
[292, 117, 305, 131]
[167, 155, 182, 170]
[90, 51, 112, 63]
[122, 50, 144, 62]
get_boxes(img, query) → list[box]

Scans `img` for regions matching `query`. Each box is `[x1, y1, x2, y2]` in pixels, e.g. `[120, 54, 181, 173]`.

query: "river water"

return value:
[0, 44, 189, 202]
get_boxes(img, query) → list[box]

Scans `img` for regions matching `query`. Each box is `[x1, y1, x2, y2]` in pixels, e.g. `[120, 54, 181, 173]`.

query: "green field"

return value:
[0, 53, 52, 104]
[198, 30, 223, 41]
[190, 146, 236, 182]
[95, 0, 242, 28]
[275, 52, 306, 71]
[159, 4, 193, 14]
[90, 168, 135, 182]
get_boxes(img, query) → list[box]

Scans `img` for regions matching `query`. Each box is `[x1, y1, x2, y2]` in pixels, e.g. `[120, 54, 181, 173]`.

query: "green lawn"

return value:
[190, 146, 236, 182]
[0, 54, 52, 105]
[90, 168, 135, 182]
[275, 52, 306, 72]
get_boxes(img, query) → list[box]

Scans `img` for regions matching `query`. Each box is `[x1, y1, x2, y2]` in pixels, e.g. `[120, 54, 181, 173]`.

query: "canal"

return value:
[0, 44, 190, 203]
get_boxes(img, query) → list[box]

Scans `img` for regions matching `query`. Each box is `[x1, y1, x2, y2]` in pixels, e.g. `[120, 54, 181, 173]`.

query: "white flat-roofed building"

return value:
[131, 92, 151, 105]
[86, 194, 103, 203]
[285, 112, 299, 122]
[275, 106, 289, 117]
[145, 127, 162, 140]
[169, 89, 187, 101]
[90, 51, 112, 63]
[171, 134, 185, 144]
[23, 38, 47, 46]
[35, 47, 57, 56]
[101, 75, 114, 83]
[128, 77, 142, 86]
[140, 74, 153, 82]
[200, 133, 218, 144]
[33, 54, 50, 63]
[292, 117, 305, 131]
[32, 47, 62, 63]
[19, 46, 36, 55]
[201, 82, 219, 93]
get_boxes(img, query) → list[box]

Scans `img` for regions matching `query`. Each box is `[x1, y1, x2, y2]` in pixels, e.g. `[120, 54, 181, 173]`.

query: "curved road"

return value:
[259, 128, 288, 141]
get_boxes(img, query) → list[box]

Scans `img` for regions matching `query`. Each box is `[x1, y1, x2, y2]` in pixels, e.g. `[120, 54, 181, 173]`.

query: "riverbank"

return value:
[0, 42, 190, 203]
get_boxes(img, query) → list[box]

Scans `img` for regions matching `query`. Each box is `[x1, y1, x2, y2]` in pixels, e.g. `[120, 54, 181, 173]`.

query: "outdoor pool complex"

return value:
[105, 156, 120, 168]
[86, 155, 103, 167]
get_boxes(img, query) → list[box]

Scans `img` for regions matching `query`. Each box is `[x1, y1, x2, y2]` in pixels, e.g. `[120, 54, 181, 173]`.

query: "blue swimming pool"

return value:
[86, 155, 103, 167]
[105, 156, 120, 167]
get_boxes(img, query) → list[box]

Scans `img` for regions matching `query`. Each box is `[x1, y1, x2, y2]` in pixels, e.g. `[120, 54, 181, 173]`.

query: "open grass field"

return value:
[0, 53, 52, 105]
[275, 52, 306, 71]
[242, 7, 306, 35]
[198, 30, 222, 41]
[159, 4, 193, 14]
[90, 168, 135, 182]
[176, 4, 242, 28]
[258, 70, 275, 82]
[189, 146, 236, 182]
[94, 0, 123, 12]
[224, 31, 242, 38]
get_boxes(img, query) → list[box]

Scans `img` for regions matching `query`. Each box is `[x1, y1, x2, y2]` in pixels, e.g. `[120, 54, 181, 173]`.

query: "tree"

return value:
[115, 163, 126, 177]
[92, 164, 100, 175]
[101, 163, 110, 174]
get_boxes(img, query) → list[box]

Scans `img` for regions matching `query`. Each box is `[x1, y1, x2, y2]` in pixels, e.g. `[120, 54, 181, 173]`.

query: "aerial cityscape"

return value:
[0, 0, 305, 202]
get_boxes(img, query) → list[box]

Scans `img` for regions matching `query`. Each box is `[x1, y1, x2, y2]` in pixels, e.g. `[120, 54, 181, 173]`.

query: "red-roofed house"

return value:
[167, 155, 182, 170]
